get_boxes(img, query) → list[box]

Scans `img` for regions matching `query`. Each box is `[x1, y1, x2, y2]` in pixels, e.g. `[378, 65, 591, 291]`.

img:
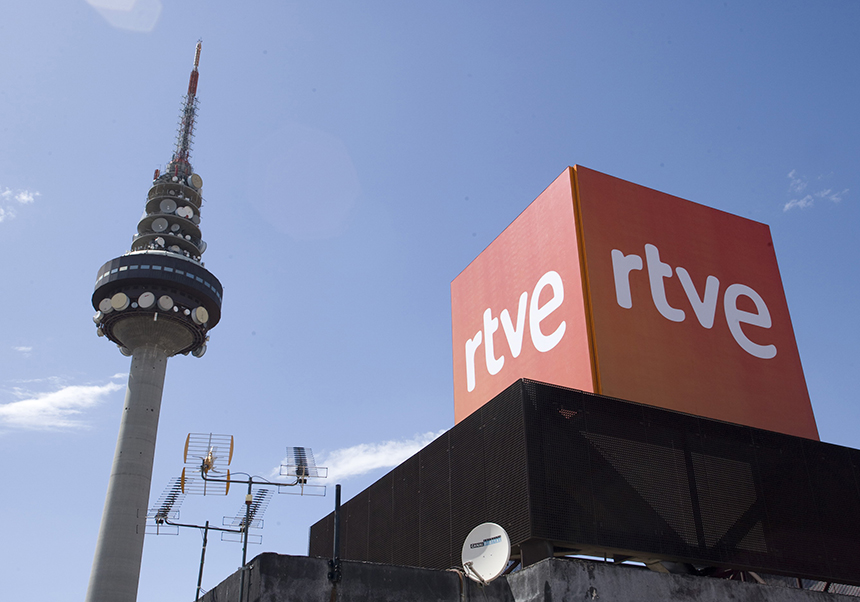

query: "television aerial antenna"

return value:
[147, 477, 251, 600]
[461, 522, 512, 585]
[280, 446, 328, 496]
[221, 488, 274, 545]
[181, 433, 233, 495]
[183, 434, 327, 602]
[147, 476, 186, 535]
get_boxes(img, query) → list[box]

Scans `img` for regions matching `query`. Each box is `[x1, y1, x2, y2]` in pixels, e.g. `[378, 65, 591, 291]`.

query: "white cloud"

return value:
[277, 431, 446, 482]
[787, 170, 807, 194]
[784, 195, 814, 211]
[15, 190, 37, 204]
[816, 188, 848, 203]
[0, 187, 39, 222]
[784, 171, 848, 211]
[13, 346, 33, 358]
[0, 380, 123, 431]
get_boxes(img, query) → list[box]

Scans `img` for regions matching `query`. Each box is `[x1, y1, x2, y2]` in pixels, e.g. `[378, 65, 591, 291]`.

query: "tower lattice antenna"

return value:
[168, 40, 203, 179]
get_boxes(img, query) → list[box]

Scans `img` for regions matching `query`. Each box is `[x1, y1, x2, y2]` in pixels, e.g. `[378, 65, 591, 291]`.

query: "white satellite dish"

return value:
[152, 217, 168, 232]
[191, 306, 209, 325]
[160, 198, 178, 213]
[110, 292, 130, 311]
[138, 291, 155, 309]
[158, 295, 174, 311]
[461, 522, 511, 584]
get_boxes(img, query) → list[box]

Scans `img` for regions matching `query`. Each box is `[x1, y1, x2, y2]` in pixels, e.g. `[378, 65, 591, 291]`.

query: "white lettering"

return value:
[463, 270, 568, 392]
[500, 291, 528, 358]
[676, 267, 720, 329]
[529, 271, 567, 352]
[611, 249, 643, 309]
[645, 243, 685, 322]
[483, 308, 504, 376]
[724, 284, 777, 359]
[464, 330, 483, 392]
[611, 244, 776, 359]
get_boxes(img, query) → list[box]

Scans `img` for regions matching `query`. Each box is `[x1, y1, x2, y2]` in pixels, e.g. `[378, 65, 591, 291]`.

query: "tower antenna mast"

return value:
[170, 40, 202, 179]
[86, 41, 223, 602]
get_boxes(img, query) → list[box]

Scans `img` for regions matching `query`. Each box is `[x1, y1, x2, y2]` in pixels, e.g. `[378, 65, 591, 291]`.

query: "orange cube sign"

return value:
[451, 166, 818, 440]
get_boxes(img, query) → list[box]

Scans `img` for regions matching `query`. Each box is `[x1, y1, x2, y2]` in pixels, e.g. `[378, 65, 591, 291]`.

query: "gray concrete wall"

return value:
[200, 553, 857, 602]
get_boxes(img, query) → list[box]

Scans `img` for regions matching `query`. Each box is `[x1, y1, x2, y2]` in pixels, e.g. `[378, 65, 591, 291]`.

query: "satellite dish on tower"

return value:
[461, 522, 511, 584]
[138, 292, 155, 309]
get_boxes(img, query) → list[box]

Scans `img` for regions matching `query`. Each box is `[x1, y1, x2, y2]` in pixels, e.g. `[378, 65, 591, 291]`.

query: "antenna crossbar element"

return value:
[146, 523, 180, 536]
[182, 433, 234, 495]
[149, 476, 186, 523]
[146, 477, 186, 535]
[224, 489, 273, 531]
[182, 467, 230, 496]
[182, 433, 234, 496]
[281, 447, 324, 478]
[184, 433, 234, 469]
[221, 489, 272, 545]
[221, 532, 263, 545]
[280, 446, 327, 496]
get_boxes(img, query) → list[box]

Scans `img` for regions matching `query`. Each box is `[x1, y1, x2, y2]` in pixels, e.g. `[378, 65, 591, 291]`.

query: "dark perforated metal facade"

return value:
[309, 380, 860, 585]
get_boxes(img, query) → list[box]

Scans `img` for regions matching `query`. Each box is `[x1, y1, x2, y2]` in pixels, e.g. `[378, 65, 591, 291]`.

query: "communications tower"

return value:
[86, 42, 223, 602]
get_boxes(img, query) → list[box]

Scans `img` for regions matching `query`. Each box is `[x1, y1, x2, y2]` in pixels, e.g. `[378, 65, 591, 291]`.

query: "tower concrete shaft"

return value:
[86, 41, 222, 602]
[86, 345, 168, 602]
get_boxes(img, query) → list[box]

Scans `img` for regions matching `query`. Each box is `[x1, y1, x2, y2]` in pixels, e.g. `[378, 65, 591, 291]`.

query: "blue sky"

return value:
[0, 1, 857, 600]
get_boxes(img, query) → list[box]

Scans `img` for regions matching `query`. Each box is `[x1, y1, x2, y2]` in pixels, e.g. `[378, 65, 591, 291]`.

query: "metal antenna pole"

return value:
[328, 484, 342, 583]
[195, 521, 209, 601]
[239, 479, 252, 602]
[333, 484, 341, 563]
[242, 479, 253, 566]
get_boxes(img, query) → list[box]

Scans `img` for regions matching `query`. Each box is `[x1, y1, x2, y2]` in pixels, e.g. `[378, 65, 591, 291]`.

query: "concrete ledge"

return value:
[506, 558, 857, 602]
[200, 554, 465, 602]
[201, 554, 857, 602]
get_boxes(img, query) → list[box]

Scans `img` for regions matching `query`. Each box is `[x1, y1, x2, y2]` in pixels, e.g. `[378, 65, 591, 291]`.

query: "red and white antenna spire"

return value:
[168, 40, 203, 178]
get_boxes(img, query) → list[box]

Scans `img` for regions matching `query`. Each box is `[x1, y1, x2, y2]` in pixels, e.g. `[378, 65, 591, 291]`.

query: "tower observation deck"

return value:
[86, 42, 222, 602]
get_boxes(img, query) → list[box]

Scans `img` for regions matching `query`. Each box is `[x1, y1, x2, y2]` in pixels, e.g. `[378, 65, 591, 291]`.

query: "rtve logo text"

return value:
[465, 271, 566, 392]
[612, 243, 776, 360]
[463, 243, 776, 393]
